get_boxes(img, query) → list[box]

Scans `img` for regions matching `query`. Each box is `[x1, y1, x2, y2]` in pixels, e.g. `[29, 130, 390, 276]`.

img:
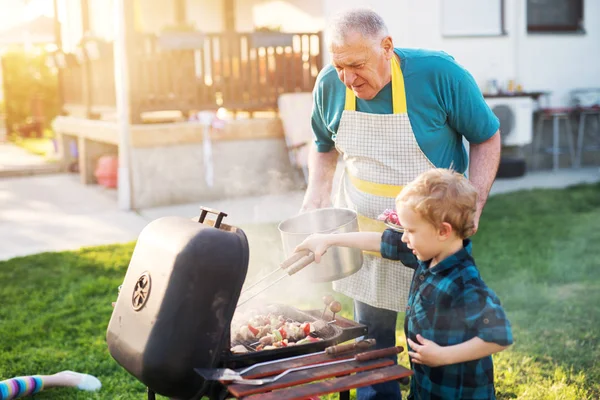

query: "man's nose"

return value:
[343, 70, 356, 86]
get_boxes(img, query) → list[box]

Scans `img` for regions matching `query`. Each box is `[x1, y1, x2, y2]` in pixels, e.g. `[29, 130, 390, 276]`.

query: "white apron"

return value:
[332, 56, 435, 312]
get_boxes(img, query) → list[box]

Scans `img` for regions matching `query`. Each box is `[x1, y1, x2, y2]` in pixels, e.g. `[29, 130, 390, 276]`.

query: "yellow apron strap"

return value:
[391, 56, 407, 114]
[344, 55, 407, 114]
[347, 174, 404, 199]
[344, 87, 356, 111]
[357, 214, 388, 257]
[357, 214, 387, 233]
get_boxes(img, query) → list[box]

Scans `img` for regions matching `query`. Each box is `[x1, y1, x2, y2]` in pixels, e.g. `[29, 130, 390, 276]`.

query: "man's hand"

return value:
[300, 197, 332, 213]
[469, 131, 501, 234]
[300, 147, 338, 213]
[407, 334, 448, 367]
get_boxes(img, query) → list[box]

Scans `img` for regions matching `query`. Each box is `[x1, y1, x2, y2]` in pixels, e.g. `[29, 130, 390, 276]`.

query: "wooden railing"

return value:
[60, 52, 116, 112]
[59, 31, 323, 121]
[61, 55, 84, 107]
[89, 53, 116, 110]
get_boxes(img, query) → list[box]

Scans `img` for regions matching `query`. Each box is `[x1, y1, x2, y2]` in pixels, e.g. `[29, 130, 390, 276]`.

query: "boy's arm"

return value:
[324, 232, 382, 251]
[408, 274, 513, 367]
[443, 336, 509, 364]
[294, 232, 381, 262]
[380, 229, 419, 269]
[294, 229, 418, 268]
[407, 335, 509, 367]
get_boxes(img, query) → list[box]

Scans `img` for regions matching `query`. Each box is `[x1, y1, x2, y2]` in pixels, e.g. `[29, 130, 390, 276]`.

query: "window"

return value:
[527, 0, 584, 33]
[441, 0, 506, 37]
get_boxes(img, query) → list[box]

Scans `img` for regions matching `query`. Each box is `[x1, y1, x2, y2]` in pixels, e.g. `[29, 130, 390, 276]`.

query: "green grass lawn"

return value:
[1, 183, 599, 399]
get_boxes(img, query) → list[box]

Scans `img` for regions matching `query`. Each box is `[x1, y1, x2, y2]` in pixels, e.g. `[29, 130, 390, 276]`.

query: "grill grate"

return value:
[230, 304, 341, 352]
[222, 304, 368, 369]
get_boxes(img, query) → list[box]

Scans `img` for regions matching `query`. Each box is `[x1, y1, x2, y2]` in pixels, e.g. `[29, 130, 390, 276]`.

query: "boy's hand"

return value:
[407, 334, 448, 367]
[294, 234, 331, 263]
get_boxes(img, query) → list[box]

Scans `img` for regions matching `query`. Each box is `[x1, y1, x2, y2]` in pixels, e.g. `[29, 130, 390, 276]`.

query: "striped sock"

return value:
[0, 376, 43, 400]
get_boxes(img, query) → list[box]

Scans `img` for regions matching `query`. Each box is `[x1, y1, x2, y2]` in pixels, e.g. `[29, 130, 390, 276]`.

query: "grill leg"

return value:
[147, 388, 156, 400]
[339, 390, 350, 400]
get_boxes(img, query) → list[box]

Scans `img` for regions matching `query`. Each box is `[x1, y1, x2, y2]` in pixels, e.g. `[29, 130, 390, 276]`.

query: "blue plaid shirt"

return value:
[381, 229, 513, 400]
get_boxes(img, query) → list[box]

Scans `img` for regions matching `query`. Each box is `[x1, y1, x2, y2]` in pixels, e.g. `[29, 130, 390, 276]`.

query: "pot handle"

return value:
[286, 252, 316, 275]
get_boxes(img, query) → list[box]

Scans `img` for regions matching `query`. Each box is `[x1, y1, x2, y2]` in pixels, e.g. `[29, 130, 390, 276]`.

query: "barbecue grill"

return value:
[106, 208, 368, 400]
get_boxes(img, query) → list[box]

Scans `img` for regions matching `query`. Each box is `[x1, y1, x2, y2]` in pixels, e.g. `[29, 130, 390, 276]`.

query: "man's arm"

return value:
[468, 130, 501, 233]
[300, 145, 338, 212]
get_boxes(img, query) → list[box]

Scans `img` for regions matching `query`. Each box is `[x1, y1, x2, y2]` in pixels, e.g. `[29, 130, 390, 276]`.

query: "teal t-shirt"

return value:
[311, 48, 499, 173]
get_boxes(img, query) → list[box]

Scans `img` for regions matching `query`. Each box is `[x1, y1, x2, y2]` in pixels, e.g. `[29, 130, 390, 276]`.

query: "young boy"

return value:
[295, 168, 513, 399]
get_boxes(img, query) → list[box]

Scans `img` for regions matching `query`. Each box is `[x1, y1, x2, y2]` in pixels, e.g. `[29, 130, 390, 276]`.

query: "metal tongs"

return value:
[236, 250, 316, 308]
[196, 344, 404, 386]
[196, 339, 376, 383]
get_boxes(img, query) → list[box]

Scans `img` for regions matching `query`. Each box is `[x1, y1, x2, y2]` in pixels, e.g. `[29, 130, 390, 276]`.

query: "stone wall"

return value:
[130, 138, 303, 208]
[53, 116, 305, 209]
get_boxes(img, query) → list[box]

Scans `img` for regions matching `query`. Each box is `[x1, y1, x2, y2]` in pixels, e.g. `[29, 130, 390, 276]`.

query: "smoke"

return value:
[233, 222, 340, 316]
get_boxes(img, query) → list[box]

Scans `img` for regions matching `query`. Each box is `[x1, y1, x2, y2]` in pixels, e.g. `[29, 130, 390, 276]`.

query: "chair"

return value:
[532, 107, 576, 171]
[573, 106, 600, 167]
[570, 89, 600, 167]
[278, 92, 314, 184]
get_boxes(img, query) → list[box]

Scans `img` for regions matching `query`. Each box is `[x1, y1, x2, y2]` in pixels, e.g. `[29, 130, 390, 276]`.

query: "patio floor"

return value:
[0, 166, 598, 261]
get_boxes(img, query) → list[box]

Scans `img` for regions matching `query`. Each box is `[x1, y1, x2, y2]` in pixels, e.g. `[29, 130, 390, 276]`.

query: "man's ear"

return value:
[381, 36, 394, 59]
[439, 222, 453, 239]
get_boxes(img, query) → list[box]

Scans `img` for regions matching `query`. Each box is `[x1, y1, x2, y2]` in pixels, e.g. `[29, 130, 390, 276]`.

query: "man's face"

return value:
[330, 31, 394, 100]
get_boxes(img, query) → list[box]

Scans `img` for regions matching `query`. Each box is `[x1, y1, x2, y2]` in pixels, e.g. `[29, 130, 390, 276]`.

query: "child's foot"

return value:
[54, 371, 102, 391]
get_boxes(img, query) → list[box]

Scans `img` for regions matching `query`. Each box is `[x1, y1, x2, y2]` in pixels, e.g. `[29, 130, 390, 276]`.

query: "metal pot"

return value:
[278, 208, 363, 282]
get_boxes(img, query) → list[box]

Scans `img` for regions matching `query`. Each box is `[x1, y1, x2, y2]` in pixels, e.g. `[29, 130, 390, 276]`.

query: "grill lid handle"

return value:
[198, 206, 228, 229]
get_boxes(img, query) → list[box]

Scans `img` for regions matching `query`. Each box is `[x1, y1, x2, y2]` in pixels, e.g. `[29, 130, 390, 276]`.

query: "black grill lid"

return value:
[107, 209, 249, 399]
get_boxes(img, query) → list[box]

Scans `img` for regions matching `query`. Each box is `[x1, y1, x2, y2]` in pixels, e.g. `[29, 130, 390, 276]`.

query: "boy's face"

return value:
[397, 205, 442, 262]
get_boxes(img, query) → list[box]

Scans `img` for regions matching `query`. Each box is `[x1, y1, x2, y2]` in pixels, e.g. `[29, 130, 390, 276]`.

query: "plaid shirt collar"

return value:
[419, 239, 472, 274]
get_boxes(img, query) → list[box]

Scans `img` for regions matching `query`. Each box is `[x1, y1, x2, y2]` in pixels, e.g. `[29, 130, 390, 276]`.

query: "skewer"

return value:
[321, 294, 334, 319]
[329, 301, 342, 321]
[247, 320, 337, 346]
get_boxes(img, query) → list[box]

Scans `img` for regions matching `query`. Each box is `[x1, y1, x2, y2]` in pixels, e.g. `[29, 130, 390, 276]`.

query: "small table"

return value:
[222, 348, 413, 400]
[483, 91, 551, 109]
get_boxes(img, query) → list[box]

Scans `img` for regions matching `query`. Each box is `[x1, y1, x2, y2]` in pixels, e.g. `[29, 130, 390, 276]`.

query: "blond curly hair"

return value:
[395, 169, 478, 239]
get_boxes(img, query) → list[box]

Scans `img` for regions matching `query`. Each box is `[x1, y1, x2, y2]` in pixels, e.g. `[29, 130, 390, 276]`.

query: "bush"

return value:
[1, 48, 60, 137]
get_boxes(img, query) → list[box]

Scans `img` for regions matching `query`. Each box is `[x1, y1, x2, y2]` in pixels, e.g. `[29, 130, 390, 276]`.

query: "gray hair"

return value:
[328, 8, 390, 47]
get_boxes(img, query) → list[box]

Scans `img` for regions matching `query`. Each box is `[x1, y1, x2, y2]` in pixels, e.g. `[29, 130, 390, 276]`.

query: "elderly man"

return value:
[301, 8, 501, 400]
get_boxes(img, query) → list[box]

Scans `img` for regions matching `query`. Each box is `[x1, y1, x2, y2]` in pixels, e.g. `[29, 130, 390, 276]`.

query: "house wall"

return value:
[322, 0, 600, 107]
[232, 0, 324, 32]
[58, 0, 324, 46]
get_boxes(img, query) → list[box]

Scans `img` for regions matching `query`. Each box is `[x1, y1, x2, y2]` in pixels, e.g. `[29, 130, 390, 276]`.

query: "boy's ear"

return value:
[438, 222, 453, 239]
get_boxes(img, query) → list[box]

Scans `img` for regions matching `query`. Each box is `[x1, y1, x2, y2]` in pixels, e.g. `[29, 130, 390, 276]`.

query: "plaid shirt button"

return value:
[483, 318, 490, 324]
[419, 275, 425, 281]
